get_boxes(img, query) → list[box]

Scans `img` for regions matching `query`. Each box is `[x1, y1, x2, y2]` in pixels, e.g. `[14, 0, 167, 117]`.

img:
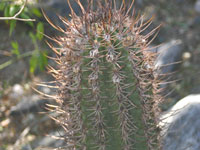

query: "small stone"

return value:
[10, 84, 24, 99]
[153, 40, 183, 74]
[9, 95, 50, 116]
[0, 118, 10, 127]
[182, 52, 191, 60]
[195, 0, 200, 13]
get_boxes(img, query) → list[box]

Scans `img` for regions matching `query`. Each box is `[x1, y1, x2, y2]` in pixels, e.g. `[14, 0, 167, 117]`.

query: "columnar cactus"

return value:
[44, 0, 163, 149]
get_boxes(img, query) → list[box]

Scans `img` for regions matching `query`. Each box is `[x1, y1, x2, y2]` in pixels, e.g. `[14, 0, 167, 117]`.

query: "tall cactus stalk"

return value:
[44, 0, 163, 149]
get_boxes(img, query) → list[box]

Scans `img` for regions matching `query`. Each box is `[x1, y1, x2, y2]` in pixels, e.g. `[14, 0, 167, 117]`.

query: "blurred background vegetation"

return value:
[0, 0, 200, 149]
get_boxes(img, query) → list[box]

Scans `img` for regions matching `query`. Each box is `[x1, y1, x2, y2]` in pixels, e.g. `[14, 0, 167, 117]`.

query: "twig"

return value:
[0, 51, 33, 70]
[0, 0, 35, 21]
[0, 50, 12, 56]
[11, 127, 31, 150]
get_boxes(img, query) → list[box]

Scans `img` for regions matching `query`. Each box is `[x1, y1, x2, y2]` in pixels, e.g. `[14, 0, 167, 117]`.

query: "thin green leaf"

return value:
[9, 5, 19, 16]
[9, 20, 16, 36]
[11, 41, 20, 57]
[4, 5, 9, 24]
[23, 7, 29, 13]
[4, 5, 10, 17]
[36, 22, 44, 41]
[11, 41, 19, 50]
[29, 32, 36, 44]
[38, 51, 48, 71]
[29, 52, 38, 74]
[11, 48, 20, 57]
[31, 8, 42, 17]
[0, 3, 5, 11]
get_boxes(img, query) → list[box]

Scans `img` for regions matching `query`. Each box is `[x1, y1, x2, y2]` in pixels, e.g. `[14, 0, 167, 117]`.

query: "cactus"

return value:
[44, 0, 163, 149]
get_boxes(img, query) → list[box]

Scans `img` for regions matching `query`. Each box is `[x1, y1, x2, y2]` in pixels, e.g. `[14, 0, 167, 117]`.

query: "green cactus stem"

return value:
[44, 0, 163, 149]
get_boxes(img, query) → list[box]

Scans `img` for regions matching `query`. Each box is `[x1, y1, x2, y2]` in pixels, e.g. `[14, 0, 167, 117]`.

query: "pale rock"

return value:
[160, 94, 200, 150]
[195, 0, 200, 13]
[9, 95, 49, 116]
[154, 40, 183, 74]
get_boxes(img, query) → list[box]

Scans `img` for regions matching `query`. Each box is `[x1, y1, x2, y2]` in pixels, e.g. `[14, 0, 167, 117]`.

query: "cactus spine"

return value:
[45, 0, 163, 149]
